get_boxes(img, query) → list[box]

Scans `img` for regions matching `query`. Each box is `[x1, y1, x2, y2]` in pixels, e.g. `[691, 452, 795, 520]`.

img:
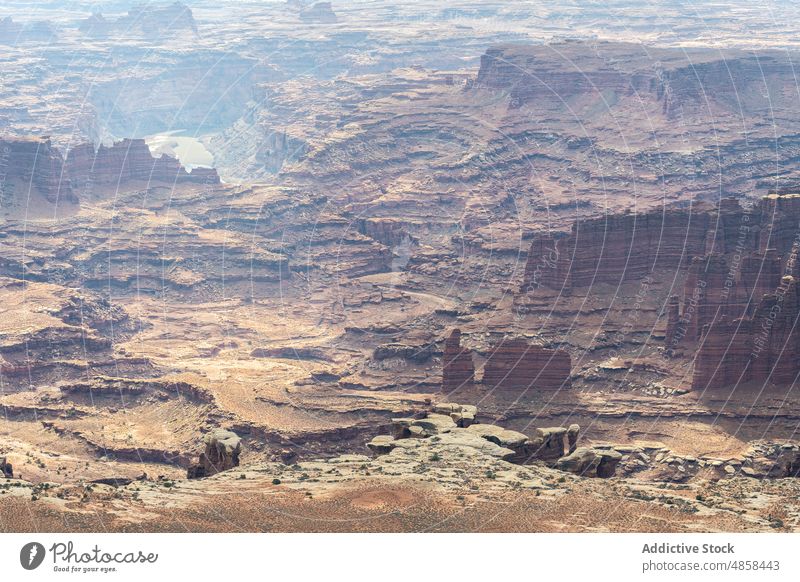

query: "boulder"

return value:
[567, 424, 580, 454]
[433, 402, 477, 427]
[412, 414, 457, 435]
[467, 424, 538, 463]
[367, 435, 397, 454]
[392, 413, 456, 439]
[556, 447, 622, 478]
[535, 427, 568, 460]
[0, 456, 12, 478]
[187, 429, 242, 479]
[466, 424, 528, 448]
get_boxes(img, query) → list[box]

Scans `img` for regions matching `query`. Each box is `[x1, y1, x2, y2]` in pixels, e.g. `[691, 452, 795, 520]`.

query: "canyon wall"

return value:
[522, 207, 710, 292]
[474, 42, 800, 117]
[442, 329, 571, 393]
[664, 197, 800, 372]
[0, 136, 76, 204]
[1, 136, 219, 207]
[524, 196, 800, 295]
[65, 138, 219, 194]
[692, 275, 800, 390]
[442, 329, 475, 392]
[522, 193, 800, 391]
[79, 2, 198, 39]
[483, 339, 572, 392]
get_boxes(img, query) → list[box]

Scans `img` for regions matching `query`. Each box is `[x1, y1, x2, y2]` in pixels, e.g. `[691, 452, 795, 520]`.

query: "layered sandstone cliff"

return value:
[483, 339, 571, 392]
[79, 3, 198, 39]
[0, 136, 76, 204]
[692, 275, 800, 391]
[522, 194, 800, 391]
[524, 196, 800, 295]
[442, 329, 571, 393]
[442, 329, 475, 391]
[522, 206, 710, 292]
[65, 138, 219, 194]
[474, 42, 800, 117]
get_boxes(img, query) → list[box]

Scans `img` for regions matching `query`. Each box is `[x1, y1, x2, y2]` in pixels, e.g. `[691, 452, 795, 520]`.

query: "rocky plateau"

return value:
[2, 0, 800, 532]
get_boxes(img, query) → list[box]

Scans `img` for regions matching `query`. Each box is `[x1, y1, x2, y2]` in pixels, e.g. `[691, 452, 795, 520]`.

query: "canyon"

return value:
[2, 0, 800, 533]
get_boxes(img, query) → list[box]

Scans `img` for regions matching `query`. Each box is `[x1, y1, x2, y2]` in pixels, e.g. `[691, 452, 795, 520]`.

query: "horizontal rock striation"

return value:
[474, 42, 800, 117]
[441, 329, 475, 391]
[692, 275, 800, 390]
[442, 330, 571, 393]
[522, 208, 710, 293]
[520, 194, 800, 391]
[0, 136, 76, 204]
[524, 196, 800, 295]
[482, 338, 571, 392]
[65, 139, 219, 194]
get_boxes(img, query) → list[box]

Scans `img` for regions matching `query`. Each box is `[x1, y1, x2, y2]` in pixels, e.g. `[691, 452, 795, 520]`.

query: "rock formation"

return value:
[187, 429, 242, 479]
[432, 402, 477, 427]
[0, 135, 220, 206]
[522, 206, 709, 292]
[299, 2, 338, 23]
[556, 447, 623, 478]
[615, 441, 800, 482]
[664, 295, 681, 349]
[78, 13, 112, 37]
[523, 195, 800, 294]
[441, 329, 475, 391]
[0, 136, 76, 204]
[373, 342, 433, 363]
[474, 42, 800, 118]
[256, 130, 307, 173]
[442, 331, 571, 393]
[566, 424, 580, 455]
[483, 339, 571, 392]
[0, 17, 56, 44]
[79, 3, 198, 39]
[692, 275, 800, 390]
[0, 456, 12, 478]
[370, 404, 603, 473]
[534, 427, 568, 461]
[65, 139, 219, 194]
[520, 194, 800, 391]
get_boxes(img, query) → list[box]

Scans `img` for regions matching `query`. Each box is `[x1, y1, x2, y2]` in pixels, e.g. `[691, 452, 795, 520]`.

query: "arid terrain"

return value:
[2, 0, 800, 532]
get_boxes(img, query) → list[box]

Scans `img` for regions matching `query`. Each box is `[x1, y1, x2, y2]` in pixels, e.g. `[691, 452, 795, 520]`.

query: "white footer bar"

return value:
[1, 533, 797, 581]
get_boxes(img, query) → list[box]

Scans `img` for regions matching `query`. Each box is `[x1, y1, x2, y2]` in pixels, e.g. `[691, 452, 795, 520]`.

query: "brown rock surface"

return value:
[442, 329, 475, 392]
[0, 136, 76, 204]
[0, 456, 12, 478]
[692, 275, 800, 390]
[483, 339, 571, 392]
[66, 139, 219, 195]
[188, 429, 242, 479]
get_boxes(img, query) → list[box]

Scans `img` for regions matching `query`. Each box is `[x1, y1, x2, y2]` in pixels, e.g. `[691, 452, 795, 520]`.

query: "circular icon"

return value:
[20, 542, 46, 570]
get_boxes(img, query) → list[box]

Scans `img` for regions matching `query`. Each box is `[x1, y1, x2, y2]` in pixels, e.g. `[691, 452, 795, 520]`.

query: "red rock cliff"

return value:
[0, 136, 76, 204]
[442, 329, 475, 392]
[692, 276, 800, 390]
[522, 206, 709, 292]
[65, 138, 219, 194]
[482, 338, 571, 392]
